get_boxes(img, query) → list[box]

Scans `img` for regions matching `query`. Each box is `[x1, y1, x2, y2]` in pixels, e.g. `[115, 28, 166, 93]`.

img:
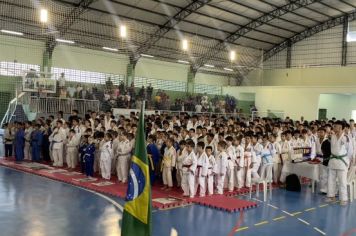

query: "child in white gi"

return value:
[66, 129, 79, 169]
[181, 139, 197, 198]
[116, 132, 132, 183]
[206, 146, 216, 196]
[176, 140, 187, 187]
[234, 136, 245, 189]
[49, 120, 66, 167]
[100, 133, 113, 180]
[215, 141, 228, 195]
[251, 134, 263, 182]
[195, 141, 209, 197]
[260, 135, 275, 182]
[244, 134, 255, 188]
[162, 138, 177, 189]
[225, 136, 236, 192]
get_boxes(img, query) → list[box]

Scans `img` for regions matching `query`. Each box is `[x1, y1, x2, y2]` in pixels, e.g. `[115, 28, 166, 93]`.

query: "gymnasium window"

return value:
[51, 67, 125, 85]
[0, 61, 40, 76]
[134, 76, 187, 92]
[194, 83, 221, 95]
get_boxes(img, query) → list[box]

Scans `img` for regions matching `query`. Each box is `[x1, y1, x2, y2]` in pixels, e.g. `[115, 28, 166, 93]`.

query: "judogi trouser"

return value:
[100, 154, 112, 180]
[328, 168, 348, 201]
[117, 154, 130, 183]
[235, 166, 244, 189]
[162, 167, 173, 187]
[319, 164, 328, 193]
[273, 163, 282, 183]
[225, 159, 235, 191]
[244, 156, 252, 187]
[216, 174, 226, 194]
[280, 161, 292, 183]
[251, 158, 261, 181]
[94, 150, 100, 173]
[53, 145, 63, 167]
[111, 156, 117, 174]
[195, 166, 206, 197]
[66, 147, 78, 168]
[24, 141, 31, 160]
[176, 168, 183, 187]
[207, 168, 214, 195]
[182, 167, 195, 197]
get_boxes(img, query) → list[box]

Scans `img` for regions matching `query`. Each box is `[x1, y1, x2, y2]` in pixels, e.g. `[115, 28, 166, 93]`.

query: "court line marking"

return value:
[305, 207, 316, 212]
[235, 226, 249, 232]
[267, 204, 279, 209]
[319, 204, 328, 208]
[291, 212, 302, 216]
[254, 221, 269, 226]
[252, 198, 263, 203]
[314, 227, 326, 235]
[282, 210, 293, 216]
[273, 216, 286, 221]
[297, 218, 310, 225]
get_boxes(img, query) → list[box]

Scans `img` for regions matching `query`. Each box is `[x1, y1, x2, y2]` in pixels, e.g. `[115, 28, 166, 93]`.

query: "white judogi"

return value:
[280, 140, 293, 183]
[327, 133, 353, 202]
[49, 127, 66, 167]
[272, 141, 282, 183]
[260, 142, 275, 182]
[111, 138, 120, 174]
[234, 144, 245, 189]
[100, 141, 113, 180]
[66, 135, 79, 168]
[244, 143, 255, 188]
[225, 145, 236, 191]
[207, 154, 216, 195]
[252, 143, 263, 181]
[182, 151, 197, 198]
[162, 146, 177, 187]
[116, 139, 132, 183]
[215, 151, 228, 194]
[316, 137, 329, 193]
[195, 152, 209, 197]
[24, 127, 33, 160]
[104, 117, 112, 131]
[176, 148, 187, 187]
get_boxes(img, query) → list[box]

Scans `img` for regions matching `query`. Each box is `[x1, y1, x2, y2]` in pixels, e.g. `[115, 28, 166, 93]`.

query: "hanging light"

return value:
[40, 9, 48, 23]
[230, 50, 236, 61]
[182, 39, 189, 51]
[120, 25, 127, 38]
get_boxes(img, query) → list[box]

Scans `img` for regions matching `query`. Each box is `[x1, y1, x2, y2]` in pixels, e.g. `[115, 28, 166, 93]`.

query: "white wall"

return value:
[135, 58, 189, 82]
[195, 73, 230, 86]
[318, 94, 352, 119]
[52, 45, 129, 75]
[223, 86, 356, 120]
[0, 35, 44, 65]
[0, 35, 230, 87]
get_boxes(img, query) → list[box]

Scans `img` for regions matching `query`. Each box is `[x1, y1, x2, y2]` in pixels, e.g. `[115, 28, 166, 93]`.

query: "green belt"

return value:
[329, 154, 348, 167]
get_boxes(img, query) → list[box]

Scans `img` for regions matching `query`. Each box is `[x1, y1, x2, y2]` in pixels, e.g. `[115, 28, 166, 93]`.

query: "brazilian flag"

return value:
[121, 103, 152, 236]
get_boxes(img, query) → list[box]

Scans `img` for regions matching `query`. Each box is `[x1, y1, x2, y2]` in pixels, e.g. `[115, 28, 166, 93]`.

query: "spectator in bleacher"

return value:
[67, 84, 76, 98]
[138, 86, 146, 100]
[106, 77, 113, 91]
[147, 83, 153, 101]
[58, 73, 66, 89]
[119, 81, 125, 94]
[76, 84, 83, 98]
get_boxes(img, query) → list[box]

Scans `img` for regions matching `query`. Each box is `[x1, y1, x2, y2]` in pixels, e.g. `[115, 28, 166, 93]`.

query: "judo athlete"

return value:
[327, 121, 354, 205]
[84, 136, 96, 178]
[15, 122, 25, 162]
[31, 124, 43, 162]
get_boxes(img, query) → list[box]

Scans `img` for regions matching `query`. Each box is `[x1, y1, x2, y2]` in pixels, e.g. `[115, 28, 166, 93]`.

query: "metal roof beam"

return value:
[258, 0, 321, 24]
[264, 11, 356, 61]
[150, 0, 287, 39]
[194, 0, 321, 70]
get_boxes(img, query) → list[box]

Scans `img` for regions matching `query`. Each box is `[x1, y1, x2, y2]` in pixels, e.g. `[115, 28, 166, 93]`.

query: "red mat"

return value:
[0, 159, 257, 212]
[191, 195, 257, 212]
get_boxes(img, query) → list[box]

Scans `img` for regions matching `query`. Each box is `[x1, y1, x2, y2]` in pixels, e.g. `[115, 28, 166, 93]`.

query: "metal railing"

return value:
[251, 110, 285, 120]
[0, 89, 26, 127]
[29, 96, 100, 115]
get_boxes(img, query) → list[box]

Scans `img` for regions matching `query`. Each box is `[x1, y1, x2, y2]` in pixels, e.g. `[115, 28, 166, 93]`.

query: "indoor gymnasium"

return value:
[1, 0, 356, 236]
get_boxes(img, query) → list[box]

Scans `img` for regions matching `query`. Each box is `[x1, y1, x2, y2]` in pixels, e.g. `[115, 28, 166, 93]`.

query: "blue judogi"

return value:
[15, 128, 25, 162]
[84, 143, 95, 177]
[147, 143, 160, 184]
[31, 130, 43, 162]
[79, 143, 88, 173]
